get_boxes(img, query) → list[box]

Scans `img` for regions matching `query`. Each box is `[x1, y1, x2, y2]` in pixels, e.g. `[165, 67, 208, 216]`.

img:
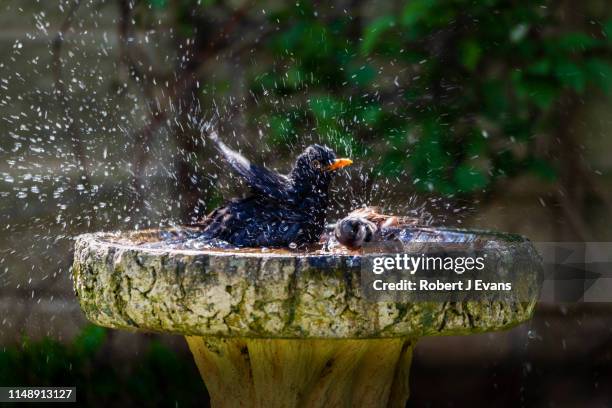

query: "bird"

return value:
[197, 131, 353, 247]
[333, 206, 419, 250]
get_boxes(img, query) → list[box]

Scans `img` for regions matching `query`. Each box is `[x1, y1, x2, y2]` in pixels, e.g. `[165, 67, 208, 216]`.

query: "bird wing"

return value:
[208, 131, 292, 201]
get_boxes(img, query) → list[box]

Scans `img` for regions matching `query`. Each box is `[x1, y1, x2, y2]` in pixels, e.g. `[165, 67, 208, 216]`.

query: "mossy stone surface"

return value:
[72, 229, 540, 339]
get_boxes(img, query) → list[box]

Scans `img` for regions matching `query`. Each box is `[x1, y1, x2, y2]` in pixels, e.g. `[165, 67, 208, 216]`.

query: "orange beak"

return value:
[325, 158, 353, 171]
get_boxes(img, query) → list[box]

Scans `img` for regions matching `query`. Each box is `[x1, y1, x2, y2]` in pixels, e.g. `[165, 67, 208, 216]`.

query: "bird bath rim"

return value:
[72, 227, 541, 340]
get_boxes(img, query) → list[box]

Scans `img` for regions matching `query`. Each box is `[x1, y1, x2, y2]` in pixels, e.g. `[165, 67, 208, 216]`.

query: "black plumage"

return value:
[198, 132, 352, 247]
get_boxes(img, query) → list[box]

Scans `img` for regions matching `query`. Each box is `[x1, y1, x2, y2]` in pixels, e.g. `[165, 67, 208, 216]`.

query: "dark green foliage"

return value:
[246, 1, 612, 195]
[0, 326, 206, 407]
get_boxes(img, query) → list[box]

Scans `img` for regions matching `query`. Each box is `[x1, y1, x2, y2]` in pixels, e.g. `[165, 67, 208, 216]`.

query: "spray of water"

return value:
[0, 1, 474, 337]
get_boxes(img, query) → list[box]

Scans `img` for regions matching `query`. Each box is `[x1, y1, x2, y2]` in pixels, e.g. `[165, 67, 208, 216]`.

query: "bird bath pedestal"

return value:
[72, 229, 541, 408]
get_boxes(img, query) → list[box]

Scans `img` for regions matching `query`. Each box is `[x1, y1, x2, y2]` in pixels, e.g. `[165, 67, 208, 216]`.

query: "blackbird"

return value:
[198, 131, 353, 247]
[334, 207, 419, 250]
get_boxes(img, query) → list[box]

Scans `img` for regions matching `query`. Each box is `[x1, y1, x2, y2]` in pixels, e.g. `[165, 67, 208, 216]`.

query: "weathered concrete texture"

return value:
[72, 230, 540, 339]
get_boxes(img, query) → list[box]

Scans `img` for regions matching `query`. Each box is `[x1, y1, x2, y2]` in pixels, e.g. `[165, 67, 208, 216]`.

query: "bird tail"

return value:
[200, 120, 219, 142]
[204, 127, 232, 158]
[202, 124, 231, 160]
[196, 116, 222, 146]
[207, 129, 219, 144]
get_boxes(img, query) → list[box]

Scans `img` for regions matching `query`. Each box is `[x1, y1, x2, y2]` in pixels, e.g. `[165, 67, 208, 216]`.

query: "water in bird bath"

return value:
[96, 221, 528, 259]
[108, 227, 336, 254]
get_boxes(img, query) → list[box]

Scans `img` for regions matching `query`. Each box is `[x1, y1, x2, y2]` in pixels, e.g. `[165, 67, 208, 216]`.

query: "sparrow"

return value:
[333, 207, 419, 250]
[198, 131, 353, 247]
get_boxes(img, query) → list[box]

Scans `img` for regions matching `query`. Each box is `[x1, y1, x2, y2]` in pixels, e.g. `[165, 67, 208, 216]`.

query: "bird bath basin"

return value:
[72, 228, 541, 407]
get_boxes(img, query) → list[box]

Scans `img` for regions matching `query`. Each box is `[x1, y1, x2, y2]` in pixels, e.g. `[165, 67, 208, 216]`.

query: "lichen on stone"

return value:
[72, 231, 541, 339]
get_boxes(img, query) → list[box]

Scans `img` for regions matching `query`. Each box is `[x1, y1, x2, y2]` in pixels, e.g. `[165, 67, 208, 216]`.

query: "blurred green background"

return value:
[1, 0, 612, 406]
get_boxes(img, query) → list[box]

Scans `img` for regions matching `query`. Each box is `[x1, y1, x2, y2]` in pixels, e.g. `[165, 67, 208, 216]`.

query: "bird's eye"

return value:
[312, 160, 321, 169]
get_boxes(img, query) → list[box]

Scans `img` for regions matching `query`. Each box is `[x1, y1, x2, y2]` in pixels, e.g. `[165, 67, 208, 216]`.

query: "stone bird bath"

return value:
[72, 228, 541, 407]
